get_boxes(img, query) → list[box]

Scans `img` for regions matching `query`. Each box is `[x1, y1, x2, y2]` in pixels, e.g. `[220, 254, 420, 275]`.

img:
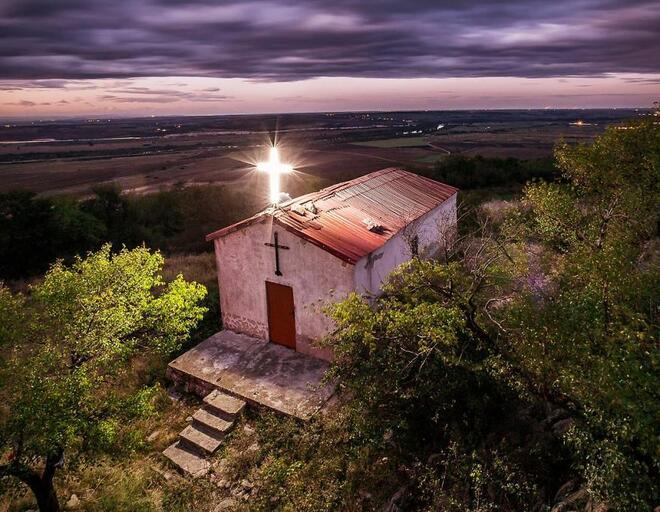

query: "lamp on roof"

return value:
[257, 145, 293, 204]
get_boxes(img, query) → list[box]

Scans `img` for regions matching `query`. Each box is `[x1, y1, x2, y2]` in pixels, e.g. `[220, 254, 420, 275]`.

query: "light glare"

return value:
[257, 146, 293, 204]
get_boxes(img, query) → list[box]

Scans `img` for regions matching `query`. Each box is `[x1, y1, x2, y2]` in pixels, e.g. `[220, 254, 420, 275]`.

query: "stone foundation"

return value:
[223, 313, 268, 340]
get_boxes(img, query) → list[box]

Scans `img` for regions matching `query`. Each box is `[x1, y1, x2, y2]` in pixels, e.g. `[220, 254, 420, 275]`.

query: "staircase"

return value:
[162, 389, 246, 476]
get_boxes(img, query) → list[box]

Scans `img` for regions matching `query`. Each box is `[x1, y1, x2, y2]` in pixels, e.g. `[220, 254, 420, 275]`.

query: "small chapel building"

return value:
[206, 168, 458, 361]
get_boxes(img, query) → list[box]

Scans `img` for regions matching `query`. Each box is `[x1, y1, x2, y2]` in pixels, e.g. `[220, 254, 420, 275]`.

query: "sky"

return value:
[0, 0, 658, 118]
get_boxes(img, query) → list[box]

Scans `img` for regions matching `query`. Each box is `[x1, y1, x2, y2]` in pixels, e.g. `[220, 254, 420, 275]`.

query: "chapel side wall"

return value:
[353, 193, 457, 297]
[213, 219, 355, 361]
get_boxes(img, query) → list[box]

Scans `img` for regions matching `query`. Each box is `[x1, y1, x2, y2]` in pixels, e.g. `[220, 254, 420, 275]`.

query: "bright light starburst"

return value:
[257, 146, 293, 204]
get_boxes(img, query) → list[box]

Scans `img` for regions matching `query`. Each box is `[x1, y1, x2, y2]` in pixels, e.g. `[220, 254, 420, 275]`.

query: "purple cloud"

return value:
[0, 0, 657, 81]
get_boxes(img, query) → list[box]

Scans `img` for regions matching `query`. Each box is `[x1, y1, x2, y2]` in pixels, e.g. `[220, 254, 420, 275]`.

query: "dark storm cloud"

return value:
[0, 0, 658, 81]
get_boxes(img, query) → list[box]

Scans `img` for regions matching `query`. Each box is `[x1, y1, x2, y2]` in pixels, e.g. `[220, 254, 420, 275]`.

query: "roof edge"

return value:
[272, 218, 357, 265]
[205, 212, 267, 241]
[206, 213, 358, 264]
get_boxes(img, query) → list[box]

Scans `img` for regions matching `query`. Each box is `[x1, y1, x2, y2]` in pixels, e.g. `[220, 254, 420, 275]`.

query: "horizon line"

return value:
[1, 105, 654, 123]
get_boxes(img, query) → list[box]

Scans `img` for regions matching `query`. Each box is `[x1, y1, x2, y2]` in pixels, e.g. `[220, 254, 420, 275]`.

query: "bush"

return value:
[0, 184, 263, 280]
[425, 155, 556, 189]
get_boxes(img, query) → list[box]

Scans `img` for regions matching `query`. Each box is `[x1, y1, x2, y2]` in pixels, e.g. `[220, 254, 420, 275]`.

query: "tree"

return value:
[0, 191, 57, 279]
[81, 183, 143, 248]
[312, 118, 658, 510]
[499, 117, 659, 508]
[0, 192, 105, 280]
[0, 245, 207, 512]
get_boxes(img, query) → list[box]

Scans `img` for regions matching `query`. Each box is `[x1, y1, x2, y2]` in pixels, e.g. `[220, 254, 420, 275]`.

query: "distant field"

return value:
[416, 154, 447, 164]
[0, 109, 638, 196]
[352, 136, 428, 148]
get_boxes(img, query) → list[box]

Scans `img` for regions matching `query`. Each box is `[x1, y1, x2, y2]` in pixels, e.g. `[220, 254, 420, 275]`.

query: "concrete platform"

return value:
[167, 330, 334, 420]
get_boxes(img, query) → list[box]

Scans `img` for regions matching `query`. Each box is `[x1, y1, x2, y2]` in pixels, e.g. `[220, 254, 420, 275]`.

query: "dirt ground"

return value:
[0, 140, 435, 197]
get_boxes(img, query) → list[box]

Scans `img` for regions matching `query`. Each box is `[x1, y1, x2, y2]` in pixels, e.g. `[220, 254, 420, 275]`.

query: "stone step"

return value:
[193, 408, 234, 437]
[162, 441, 210, 477]
[203, 389, 246, 420]
[179, 424, 223, 455]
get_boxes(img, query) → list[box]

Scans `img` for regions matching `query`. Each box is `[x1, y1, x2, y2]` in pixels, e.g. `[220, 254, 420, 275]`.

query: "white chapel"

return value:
[206, 167, 458, 361]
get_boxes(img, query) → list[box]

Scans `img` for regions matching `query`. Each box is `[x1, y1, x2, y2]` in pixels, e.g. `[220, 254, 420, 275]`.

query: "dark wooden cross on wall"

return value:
[264, 231, 289, 276]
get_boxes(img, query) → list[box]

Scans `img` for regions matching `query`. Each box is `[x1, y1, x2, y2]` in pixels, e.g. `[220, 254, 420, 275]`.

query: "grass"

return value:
[0, 251, 225, 512]
[162, 252, 217, 289]
[351, 136, 428, 148]
[0, 394, 299, 512]
[416, 154, 447, 164]
[0, 387, 224, 512]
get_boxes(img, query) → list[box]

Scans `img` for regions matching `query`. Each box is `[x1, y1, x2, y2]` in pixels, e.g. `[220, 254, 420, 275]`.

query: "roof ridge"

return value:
[206, 168, 458, 264]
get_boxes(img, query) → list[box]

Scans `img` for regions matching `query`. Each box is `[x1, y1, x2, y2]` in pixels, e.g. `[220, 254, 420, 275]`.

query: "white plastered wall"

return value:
[353, 193, 457, 297]
[213, 217, 355, 361]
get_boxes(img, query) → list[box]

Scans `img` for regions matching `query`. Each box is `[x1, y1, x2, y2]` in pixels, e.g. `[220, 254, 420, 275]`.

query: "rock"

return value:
[215, 478, 227, 488]
[147, 430, 161, 442]
[214, 498, 237, 511]
[246, 442, 259, 453]
[152, 466, 174, 481]
[384, 486, 407, 512]
[65, 494, 80, 509]
[553, 480, 577, 503]
[243, 424, 255, 435]
[167, 387, 184, 402]
[552, 418, 575, 435]
[543, 407, 570, 429]
[240, 479, 253, 490]
[551, 488, 588, 512]
[185, 415, 193, 422]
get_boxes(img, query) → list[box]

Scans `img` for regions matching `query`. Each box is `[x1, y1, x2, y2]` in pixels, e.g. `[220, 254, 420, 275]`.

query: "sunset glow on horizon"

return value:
[0, 0, 658, 118]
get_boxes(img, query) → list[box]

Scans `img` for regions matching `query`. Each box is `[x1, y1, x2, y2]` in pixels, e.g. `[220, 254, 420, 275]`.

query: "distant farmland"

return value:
[0, 109, 640, 196]
[352, 136, 428, 148]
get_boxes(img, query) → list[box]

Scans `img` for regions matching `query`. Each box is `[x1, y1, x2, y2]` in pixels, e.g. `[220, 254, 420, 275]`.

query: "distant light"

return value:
[257, 146, 293, 204]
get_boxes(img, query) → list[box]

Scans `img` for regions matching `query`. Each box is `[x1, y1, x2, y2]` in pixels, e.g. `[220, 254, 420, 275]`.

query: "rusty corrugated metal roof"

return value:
[206, 168, 458, 264]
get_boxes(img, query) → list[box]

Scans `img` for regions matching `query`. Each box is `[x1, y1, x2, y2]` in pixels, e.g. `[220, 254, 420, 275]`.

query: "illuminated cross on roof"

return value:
[257, 146, 293, 204]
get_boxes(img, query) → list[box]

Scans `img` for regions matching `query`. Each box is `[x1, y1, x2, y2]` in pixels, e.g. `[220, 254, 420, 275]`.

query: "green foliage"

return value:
[0, 245, 207, 510]
[499, 118, 660, 509]
[426, 155, 556, 189]
[245, 118, 658, 510]
[229, 411, 404, 512]
[0, 183, 274, 280]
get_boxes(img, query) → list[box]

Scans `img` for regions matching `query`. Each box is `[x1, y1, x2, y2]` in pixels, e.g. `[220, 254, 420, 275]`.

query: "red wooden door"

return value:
[265, 281, 296, 349]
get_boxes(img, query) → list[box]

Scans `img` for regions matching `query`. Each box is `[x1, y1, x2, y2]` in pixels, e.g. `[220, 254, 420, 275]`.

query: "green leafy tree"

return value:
[81, 184, 144, 248]
[0, 191, 57, 278]
[0, 192, 105, 279]
[301, 118, 658, 510]
[499, 117, 659, 508]
[0, 245, 207, 512]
